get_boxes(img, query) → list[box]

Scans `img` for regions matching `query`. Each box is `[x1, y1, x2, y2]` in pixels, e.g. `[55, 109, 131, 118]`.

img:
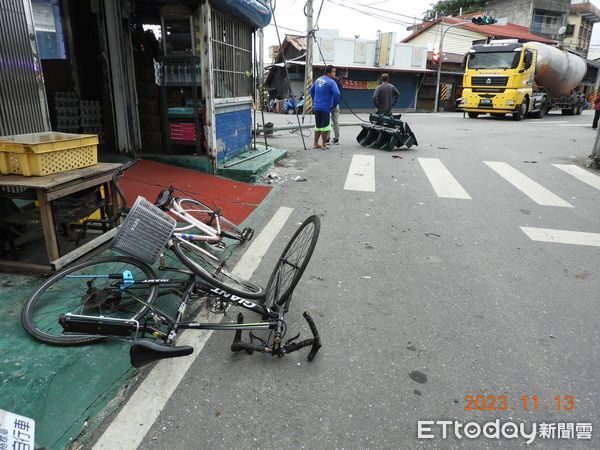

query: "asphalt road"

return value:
[95, 111, 600, 449]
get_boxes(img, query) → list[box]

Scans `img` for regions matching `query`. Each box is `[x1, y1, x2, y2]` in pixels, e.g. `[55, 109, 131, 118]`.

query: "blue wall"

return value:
[340, 71, 419, 110]
[215, 108, 252, 162]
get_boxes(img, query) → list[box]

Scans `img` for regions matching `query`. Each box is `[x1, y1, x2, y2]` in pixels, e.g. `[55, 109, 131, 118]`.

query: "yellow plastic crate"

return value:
[0, 132, 99, 176]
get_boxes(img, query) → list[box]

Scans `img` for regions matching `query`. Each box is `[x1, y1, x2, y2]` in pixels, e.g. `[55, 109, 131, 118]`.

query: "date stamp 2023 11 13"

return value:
[464, 394, 575, 412]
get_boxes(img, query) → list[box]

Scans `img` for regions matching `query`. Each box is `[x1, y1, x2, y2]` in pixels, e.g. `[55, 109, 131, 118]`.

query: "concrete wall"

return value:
[315, 29, 426, 69]
[485, 0, 569, 30]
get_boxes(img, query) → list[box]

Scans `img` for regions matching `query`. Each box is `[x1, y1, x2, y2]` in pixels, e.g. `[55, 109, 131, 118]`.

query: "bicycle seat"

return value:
[154, 189, 171, 209]
[130, 340, 193, 368]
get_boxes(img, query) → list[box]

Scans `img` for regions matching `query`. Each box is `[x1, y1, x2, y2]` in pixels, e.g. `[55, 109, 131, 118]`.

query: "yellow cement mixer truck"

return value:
[460, 40, 587, 120]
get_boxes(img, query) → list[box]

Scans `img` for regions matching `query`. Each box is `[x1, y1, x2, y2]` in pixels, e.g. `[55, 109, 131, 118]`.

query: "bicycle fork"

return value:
[231, 308, 321, 361]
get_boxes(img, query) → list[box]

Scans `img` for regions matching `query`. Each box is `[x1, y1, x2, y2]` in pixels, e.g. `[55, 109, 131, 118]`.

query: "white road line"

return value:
[553, 164, 600, 191]
[557, 124, 590, 127]
[484, 161, 573, 207]
[520, 227, 600, 247]
[232, 207, 294, 280]
[93, 207, 293, 450]
[344, 154, 375, 192]
[417, 157, 471, 199]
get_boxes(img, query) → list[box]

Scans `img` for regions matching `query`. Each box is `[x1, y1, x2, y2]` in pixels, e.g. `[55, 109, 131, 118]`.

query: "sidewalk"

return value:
[0, 162, 273, 449]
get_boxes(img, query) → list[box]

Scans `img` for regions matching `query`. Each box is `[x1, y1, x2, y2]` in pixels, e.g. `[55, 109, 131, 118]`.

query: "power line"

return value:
[340, 0, 425, 23]
[326, 0, 415, 27]
[266, 23, 305, 34]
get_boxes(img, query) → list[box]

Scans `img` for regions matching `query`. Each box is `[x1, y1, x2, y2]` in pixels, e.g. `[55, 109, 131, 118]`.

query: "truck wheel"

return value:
[467, 112, 479, 119]
[532, 100, 546, 119]
[512, 102, 526, 121]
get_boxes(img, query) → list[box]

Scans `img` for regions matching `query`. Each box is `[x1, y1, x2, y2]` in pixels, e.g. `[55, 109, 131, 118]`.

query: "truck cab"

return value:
[460, 42, 537, 120]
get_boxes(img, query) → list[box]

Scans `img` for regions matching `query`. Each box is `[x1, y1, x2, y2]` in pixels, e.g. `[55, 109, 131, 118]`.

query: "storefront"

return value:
[0, 0, 271, 171]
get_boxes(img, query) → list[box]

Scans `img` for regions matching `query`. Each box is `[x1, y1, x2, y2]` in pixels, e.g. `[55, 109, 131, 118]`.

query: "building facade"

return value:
[564, 1, 600, 57]
[0, 0, 270, 171]
[266, 30, 432, 111]
[485, 0, 571, 40]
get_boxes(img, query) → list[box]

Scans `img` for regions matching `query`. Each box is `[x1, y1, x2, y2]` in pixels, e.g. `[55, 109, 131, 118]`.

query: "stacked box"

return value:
[51, 92, 79, 133]
[79, 100, 104, 143]
[169, 123, 196, 141]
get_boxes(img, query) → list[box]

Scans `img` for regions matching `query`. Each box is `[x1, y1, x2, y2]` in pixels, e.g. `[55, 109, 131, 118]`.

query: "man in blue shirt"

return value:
[309, 65, 340, 149]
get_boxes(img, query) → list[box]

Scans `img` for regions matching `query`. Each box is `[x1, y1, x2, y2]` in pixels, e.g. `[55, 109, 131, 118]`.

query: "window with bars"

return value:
[531, 9, 564, 37]
[211, 10, 253, 99]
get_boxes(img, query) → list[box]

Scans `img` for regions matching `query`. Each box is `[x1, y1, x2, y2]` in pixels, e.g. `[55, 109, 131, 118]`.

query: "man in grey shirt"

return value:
[373, 73, 400, 115]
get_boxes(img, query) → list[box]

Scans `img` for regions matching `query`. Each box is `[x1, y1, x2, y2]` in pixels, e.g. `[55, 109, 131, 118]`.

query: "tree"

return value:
[423, 0, 485, 22]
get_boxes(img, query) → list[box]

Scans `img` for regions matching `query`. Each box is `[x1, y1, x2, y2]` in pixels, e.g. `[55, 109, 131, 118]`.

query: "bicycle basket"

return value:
[111, 196, 176, 264]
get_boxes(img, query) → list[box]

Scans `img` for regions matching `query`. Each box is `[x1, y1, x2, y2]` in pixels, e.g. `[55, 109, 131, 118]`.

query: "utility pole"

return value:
[303, 0, 313, 114]
[434, 20, 470, 112]
[589, 130, 600, 169]
[258, 27, 265, 108]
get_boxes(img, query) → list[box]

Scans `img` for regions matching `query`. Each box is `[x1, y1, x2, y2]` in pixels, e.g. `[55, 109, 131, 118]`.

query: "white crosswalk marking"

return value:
[417, 158, 471, 199]
[553, 164, 600, 191]
[484, 161, 573, 207]
[528, 121, 570, 124]
[520, 227, 600, 247]
[344, 154, 375, 192]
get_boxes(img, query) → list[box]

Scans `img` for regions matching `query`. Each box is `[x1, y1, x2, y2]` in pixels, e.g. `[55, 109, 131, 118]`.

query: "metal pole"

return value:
[434, 21, 470, 113]
[257, 27, 269, 149]
[304, 0, 314, 115]
[589, 129, 600, 168]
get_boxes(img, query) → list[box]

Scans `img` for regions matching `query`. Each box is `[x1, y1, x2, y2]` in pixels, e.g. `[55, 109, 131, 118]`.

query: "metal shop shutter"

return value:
[0, 0, 50, 136]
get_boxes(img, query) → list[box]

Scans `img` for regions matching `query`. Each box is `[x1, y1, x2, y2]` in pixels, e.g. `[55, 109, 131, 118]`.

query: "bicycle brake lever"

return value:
[284, 333, 300, 346]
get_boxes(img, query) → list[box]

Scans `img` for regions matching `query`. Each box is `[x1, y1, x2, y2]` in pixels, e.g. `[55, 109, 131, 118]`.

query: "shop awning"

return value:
[213, 0, 272, 28]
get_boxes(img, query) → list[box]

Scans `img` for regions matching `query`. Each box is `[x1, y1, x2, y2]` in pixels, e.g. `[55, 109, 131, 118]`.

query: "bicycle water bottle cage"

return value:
[154, 189, 172, 210]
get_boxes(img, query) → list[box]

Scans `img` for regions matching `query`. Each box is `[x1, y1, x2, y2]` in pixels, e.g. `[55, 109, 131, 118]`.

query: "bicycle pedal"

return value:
[242, 227, 254, 242]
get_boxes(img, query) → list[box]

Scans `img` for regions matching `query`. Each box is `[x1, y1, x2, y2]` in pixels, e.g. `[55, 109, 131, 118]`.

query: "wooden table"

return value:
[0, 163, 122, 272]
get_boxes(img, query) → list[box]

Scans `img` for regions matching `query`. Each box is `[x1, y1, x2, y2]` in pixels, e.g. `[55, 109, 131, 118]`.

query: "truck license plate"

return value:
[480, 99, 492, 106]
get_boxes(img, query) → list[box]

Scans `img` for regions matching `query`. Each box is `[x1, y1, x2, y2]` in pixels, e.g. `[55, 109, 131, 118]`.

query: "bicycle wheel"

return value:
[265, 215, 320, 309]
[174, 198, 247, 242]
[21, 256, 159, 346]
[171, 238, 265, 299]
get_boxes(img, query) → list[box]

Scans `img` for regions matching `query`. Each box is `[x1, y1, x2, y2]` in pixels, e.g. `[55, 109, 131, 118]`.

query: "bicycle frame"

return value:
[160, 190, 238, 265]
[60, 266, 321, 365]
[170, 201, 222, 243]
[63, 271, 278, 338]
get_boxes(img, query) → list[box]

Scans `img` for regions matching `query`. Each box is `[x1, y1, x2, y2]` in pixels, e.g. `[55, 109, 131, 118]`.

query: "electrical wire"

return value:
[311, 33, 369, 122]
[266, 23, 305, 34]
[326, 0, 415, 27]
[315, 0, 326, 25]
[339, 0, 424, 23]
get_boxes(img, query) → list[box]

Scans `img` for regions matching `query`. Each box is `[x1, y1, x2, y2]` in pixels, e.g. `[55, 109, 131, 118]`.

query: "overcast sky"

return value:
[262, 0, 600, 59]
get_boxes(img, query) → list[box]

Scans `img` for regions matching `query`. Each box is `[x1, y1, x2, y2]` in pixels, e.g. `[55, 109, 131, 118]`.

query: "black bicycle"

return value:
[21, 209, 322, 366]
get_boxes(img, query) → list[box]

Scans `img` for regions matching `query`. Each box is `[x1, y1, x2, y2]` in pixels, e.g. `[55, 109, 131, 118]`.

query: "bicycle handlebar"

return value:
[230, 311, 321, 361]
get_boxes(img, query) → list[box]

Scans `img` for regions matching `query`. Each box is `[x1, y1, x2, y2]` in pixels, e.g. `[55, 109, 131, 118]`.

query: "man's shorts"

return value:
[314, 110, 332, 132]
